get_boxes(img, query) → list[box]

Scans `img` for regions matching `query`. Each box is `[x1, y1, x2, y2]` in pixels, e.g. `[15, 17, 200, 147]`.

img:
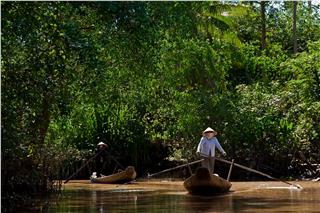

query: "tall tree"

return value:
[308, 0, 312, 12]
[293, 0, 298, 54]
[260, 1, 267, 49]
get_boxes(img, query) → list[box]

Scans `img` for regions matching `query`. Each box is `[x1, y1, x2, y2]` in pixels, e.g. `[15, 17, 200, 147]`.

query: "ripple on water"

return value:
[26, 181, 320, 213]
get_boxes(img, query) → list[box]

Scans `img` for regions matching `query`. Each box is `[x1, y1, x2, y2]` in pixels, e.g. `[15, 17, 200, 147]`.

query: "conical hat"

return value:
[97, 142, 107, 146]
[203, 127, 214, 133]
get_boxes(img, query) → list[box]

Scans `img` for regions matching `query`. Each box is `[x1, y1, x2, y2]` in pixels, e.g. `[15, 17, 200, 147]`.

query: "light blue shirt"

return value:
[197, 136, 225, 157]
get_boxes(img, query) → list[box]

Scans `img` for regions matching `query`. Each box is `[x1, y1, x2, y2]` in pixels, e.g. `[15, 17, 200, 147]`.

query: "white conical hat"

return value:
[97, 142, 107, 146]
[203, 127, 215, 133]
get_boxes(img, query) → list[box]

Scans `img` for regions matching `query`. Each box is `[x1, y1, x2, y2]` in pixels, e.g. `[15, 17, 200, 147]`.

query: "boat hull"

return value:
[183, 167, 231, 195]
[91, 166, 137, 184]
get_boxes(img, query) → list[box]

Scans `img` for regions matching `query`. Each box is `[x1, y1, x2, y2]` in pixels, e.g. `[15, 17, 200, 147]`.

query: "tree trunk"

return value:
[293, 1, 298, 54]
[260, 1, 267, 50]
[308, 0, 312, 12]
[39, 93, 51, 144]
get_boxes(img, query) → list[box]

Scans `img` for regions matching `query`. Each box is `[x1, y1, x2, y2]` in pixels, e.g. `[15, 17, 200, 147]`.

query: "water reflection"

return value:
[33, 182, 320, 213]
[183, 194, 233, 212]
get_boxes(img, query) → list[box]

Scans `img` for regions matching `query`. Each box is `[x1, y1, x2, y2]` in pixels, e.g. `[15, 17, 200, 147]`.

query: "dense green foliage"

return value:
[2, 1, 319, 211]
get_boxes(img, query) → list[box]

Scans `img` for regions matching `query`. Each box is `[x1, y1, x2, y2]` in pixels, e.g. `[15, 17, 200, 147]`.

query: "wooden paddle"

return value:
[64, 149, 124, 184]
[64, 149, 104, 184]
[148, 157, 302, 189]
[147, 159, 204, 178]
[216, 157, 302, 189]
[104, 150, 125, 170]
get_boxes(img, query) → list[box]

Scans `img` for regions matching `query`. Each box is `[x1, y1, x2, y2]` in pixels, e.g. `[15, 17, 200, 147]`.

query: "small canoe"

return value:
[90, 166, 137, 184]
[183, 167, 232, 195]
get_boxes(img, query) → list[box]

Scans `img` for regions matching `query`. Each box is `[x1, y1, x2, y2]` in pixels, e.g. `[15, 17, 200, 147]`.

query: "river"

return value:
[24, 180, 319, 212]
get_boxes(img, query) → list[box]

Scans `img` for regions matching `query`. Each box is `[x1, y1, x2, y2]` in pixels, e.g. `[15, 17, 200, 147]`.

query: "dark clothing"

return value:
[201, 156, 215, 173]
[95, 147, 108, 177]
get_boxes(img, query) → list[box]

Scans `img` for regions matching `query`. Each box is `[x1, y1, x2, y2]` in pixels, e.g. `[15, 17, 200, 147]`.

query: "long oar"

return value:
[104, 150, 124, 170]
[216, 158, 302, 189]
[64, 149, 104, 184]
[147, 159, 204, 178]
[64, 149, 124, 183]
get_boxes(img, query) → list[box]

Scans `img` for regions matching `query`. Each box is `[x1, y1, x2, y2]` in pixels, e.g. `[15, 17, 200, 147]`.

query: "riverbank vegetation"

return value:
[2, 1, 320, 212]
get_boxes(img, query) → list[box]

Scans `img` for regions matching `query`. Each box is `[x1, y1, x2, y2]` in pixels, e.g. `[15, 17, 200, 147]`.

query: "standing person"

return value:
[95, 142, 108, 177]
[197, 127, 226, 174]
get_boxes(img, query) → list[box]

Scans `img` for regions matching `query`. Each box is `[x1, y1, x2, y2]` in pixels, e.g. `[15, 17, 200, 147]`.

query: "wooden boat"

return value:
[90, 166, 137, 184]
[183, 167, 232, 195]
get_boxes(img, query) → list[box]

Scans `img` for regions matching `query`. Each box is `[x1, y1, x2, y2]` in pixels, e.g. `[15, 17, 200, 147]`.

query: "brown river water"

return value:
[26, 180, 319, 212]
